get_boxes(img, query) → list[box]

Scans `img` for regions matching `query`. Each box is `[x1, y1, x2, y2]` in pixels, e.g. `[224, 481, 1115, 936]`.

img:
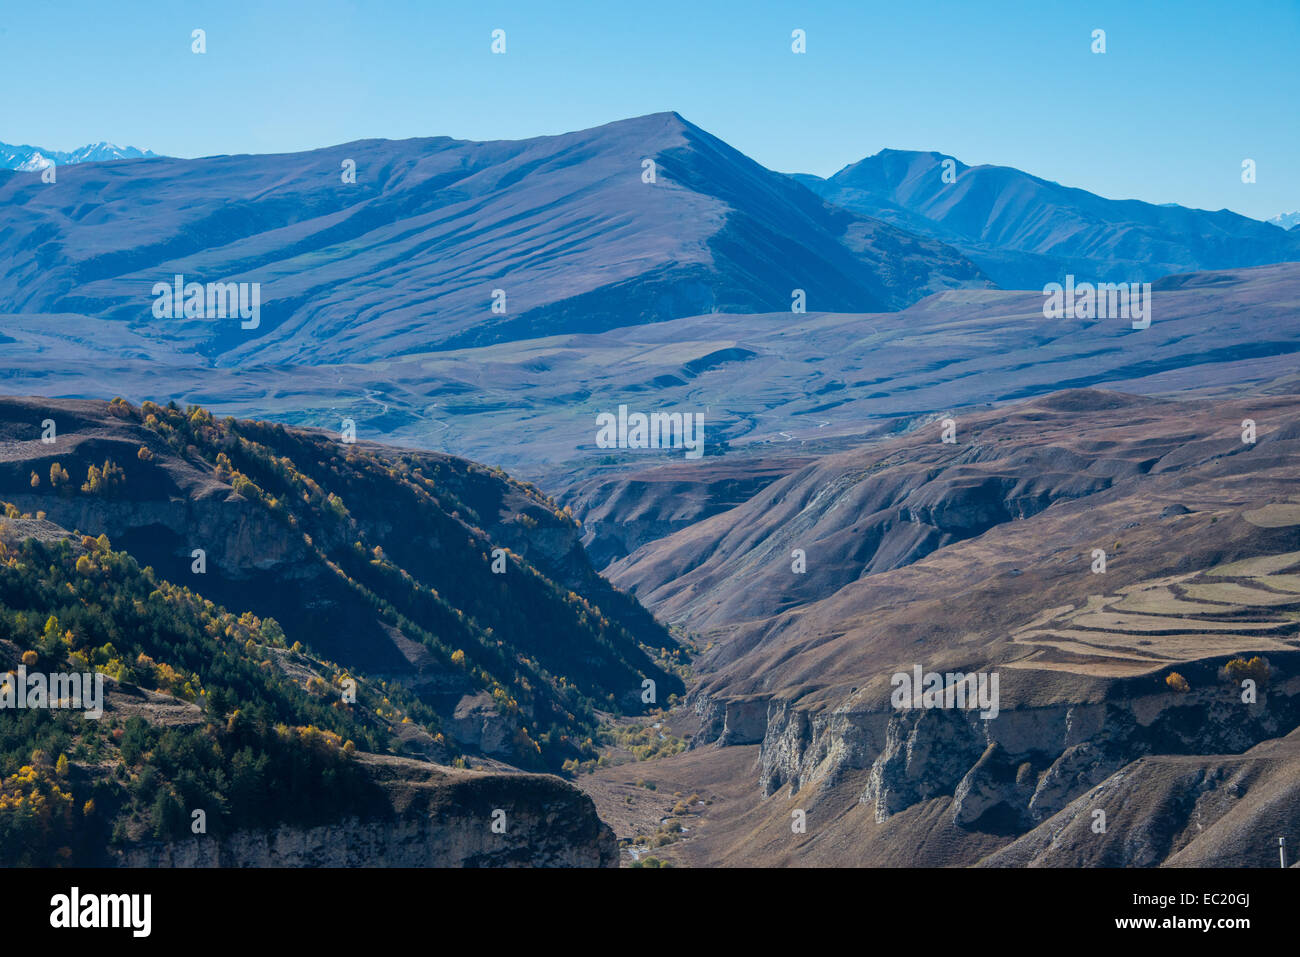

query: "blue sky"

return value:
[5, 0, 1297, 219]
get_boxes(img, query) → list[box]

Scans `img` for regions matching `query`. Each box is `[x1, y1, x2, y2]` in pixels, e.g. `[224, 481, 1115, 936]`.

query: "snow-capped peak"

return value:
[0, 140, 159, 171]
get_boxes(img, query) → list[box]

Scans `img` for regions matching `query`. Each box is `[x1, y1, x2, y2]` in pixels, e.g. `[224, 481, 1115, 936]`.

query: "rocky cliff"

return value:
[115, 756, 617, 868]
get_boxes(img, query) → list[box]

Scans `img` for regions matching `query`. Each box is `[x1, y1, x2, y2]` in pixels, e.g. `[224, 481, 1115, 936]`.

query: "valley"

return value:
[2, 111, 1298, 870]
[576, 389, 1300, 866]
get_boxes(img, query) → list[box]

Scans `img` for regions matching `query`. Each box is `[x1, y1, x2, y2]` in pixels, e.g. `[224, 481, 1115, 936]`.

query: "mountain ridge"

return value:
[0, 112, 990, 366]
[0, 140, 158, 170]
[796, 148, 1300, 289]
[0, 395, 684, 773]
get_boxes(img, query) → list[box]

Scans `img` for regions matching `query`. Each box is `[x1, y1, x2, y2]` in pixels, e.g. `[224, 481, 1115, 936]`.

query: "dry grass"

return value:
[1011, 551, 1300, 677]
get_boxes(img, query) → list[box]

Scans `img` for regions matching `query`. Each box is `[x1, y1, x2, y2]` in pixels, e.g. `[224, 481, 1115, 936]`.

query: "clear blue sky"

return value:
[5, 0, 1297, 219]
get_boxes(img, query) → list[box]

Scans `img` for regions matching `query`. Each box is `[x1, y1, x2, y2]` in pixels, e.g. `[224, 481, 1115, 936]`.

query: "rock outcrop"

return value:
[115, 756, 618, 868]
[691, 668, 1300, 837]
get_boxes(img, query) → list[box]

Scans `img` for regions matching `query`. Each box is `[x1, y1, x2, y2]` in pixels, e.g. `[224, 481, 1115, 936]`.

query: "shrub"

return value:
[1224, 656, 1270, 685]
[1166, 672, 1190, 693]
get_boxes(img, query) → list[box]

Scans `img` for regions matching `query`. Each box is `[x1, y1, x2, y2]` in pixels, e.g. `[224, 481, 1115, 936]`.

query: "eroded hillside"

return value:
[582, 388, 1300, 866]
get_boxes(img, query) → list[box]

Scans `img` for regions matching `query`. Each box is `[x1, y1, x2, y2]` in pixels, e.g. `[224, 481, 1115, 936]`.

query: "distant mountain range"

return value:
[5, 115, 1300, 369]
[1270, 211, 1300, 231]
[0, 113, 987, 365]
[795, 150, 1300, 289]
[3, 112, 1300, 471]
[0, 140, 158, 171]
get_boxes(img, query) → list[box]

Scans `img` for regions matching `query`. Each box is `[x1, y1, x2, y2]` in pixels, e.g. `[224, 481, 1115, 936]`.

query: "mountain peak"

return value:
[0, 114, 987, 365]
[0, 139, 159, 170]
[577, 110, 701, 142]
[805, 148, 1300, 288]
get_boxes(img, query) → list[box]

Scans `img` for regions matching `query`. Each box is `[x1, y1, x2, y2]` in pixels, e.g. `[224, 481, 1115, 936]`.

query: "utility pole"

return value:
[1281, 837, 1287, 869]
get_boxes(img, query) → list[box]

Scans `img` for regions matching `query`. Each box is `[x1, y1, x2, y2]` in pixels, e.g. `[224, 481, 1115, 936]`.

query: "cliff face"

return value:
[115, 756, 618, 868]
[726, 671, 1300, 824]
[117, 815, 616, 868]
[672, 666, 1300, 867]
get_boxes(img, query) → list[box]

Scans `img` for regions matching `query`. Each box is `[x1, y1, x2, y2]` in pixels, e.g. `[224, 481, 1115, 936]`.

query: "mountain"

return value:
[5, 118, 1300, 871]
[578, 387, 1300, 866]
[0, 394, 687, 865]
[0, 511, 615, 867]
[795, 150, 1300, 289]
[0, 140, 158, 170]
[550, 262, 1300, 564]
[608, 388, 1300, 643]
[566, 455, 817, 569]
[0, 113, 989, 365]
[1269, 211, 1300, 231]
[0, 396, 684, 777]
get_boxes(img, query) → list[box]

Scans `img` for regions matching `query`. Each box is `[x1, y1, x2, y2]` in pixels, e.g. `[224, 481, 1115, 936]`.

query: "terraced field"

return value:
[1011, 549, 1300, 678]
